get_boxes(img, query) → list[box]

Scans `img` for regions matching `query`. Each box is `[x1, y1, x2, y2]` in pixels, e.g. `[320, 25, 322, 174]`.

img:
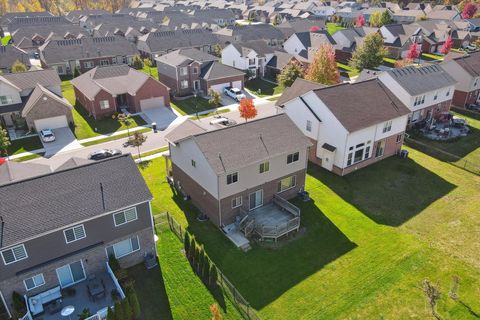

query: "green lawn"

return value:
[171, 97, 218, 116]
[7, 136, 43, 155]
[62, 80, 147, 140]
[245, 78, 284, 97]
[326, 22, 345, 35]
[382, 57, 397, 67]
[140, 66, 158, 80]
[132, 146, 169, 160]
[337, 62, 359, 78]
[188, 108, 230, 120]
[13, 153, 44, 162]
[1, 35, 11, 46]
[80, 128, 151, 147]
[421, 53, 444, 61]
[139, 148, 480, 319]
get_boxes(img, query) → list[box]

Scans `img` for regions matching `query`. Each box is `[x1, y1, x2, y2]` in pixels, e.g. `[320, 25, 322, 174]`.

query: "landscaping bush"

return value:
[127, 288, 141, 319]
[114, 301, 124, 320]
[106, 306, 115, 320]
[11, 291, 26, 317]
[109, 254, 121, 273]
[184, 232, 191, 259]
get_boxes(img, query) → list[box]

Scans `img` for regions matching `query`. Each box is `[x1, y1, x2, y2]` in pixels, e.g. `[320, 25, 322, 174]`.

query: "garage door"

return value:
[210, 83, 230, 94]
[140, 97, 164, 110]
[34, 115, 68, 131]
[232, 80, 243, 89]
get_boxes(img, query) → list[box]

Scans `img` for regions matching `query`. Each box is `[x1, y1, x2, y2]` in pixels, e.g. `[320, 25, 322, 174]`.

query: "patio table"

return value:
[88, 278, 105, 300]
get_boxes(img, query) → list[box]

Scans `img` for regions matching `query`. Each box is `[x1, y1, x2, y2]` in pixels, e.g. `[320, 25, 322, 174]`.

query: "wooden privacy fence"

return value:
[153, 212, 261, 320]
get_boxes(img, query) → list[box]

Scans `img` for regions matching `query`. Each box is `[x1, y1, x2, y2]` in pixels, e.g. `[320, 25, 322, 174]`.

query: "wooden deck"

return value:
[249, 204, 293, 227]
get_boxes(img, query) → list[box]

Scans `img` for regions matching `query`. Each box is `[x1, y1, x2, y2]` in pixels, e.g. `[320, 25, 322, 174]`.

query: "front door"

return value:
[193, 80, 200, 91]
[116, 94, 127, 110]
[321, 151, 334, 171]
[249, 189, 263, 210]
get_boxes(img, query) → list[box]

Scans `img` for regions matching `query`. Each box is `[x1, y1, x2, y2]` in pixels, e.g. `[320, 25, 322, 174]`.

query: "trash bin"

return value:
[152, 122, 157, 132]
[400, 149, 409, 158]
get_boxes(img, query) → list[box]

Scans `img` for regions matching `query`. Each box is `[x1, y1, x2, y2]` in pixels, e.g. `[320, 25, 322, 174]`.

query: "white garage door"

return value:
[34, 115, 68, 131]
[140, 97, 164, 110]
[210, 83, 230, 94]
[232, 80, 243, 89]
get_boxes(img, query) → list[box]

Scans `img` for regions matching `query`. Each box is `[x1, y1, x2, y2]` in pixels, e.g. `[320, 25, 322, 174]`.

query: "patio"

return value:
[418, 113, 470, 141]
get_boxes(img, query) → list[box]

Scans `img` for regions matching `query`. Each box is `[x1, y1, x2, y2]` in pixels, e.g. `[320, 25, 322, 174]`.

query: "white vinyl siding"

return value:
[24, 274, 45, 291]
[1, 244, 28, 265]
[63, 225, 86, 244]
[105, 236, 140, 259]
[113, 207, 138, 226]
[259, 161, 270, 173]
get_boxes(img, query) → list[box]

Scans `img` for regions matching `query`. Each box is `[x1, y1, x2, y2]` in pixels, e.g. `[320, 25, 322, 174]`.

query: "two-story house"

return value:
[156, 48, 245, 97]
[276, 78, 410, 175]
[0, 69, 73, 135]
[283, 30, 336, 60]
[221, 40, 277, 78]
[378, 65, 457, 127]
[0, 155, 154, 319]
[0, 45, 31, 74]
[441, 51, 480, 108]
[379, 24, 423, 59]
[164, 114, 312, 228]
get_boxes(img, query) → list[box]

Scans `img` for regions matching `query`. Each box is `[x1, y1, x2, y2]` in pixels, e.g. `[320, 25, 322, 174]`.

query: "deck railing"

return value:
[256, 216, 300, 241]
[273, 194, 300, 217]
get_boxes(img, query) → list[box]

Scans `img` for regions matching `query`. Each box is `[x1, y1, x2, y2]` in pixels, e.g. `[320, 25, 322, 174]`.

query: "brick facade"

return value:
[24, 93, 73, 131]
[452, 89, 480, 108]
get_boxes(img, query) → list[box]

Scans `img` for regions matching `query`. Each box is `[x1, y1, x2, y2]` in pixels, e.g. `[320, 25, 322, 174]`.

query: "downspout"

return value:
[148, 201, 158, 257]
[217, 175, 222, 226]
[341, 131, 349, 176]
[0, 290, 11, 319]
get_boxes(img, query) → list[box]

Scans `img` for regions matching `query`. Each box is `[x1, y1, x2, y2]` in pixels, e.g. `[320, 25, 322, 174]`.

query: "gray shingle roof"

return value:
[0, 161, 51, 186]
[137, 29, 219, 53]
[449, 51, 480, 78]
[200, 61, 245, 80]
[276, 78, 326, 107]
[21, 84, 72, 117]
[156, 48, 217, 66]
[2, 69, 60, 90]
[0, 155, 152, 248]
[386, 65, 457, 95]
[0, 45, 30, 70]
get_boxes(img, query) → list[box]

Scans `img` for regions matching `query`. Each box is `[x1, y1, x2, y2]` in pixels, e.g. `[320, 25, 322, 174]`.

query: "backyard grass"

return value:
[61, 80, 148, 140]
[245, 78, 284, 97]
[139, 147, 480, 319]
[336, 62, 359, 78]
[421, 53, 444, 61]
[140, 65, 158, 80]
[171, 97, 218, 116]
[326, 22, 345, 35]
[7, 136, 43, 155]
[80, 128, 151, 147]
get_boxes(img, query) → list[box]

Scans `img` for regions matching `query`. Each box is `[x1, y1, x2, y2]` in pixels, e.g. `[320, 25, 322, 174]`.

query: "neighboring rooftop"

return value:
[0, 155, 152, 248]
[0, 161, 51, 186]
[1, 69, 60, 90]
[156, 47, 217, 66]
[276, 78, 326, 107]
[200, 61, 245, 80]
[448, 51, 480, 77]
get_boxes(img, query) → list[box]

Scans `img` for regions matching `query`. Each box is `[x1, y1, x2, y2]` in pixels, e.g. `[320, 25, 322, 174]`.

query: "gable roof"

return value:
[71, 65, 155, 100]
[2, 69, 60, 91]
[293, 30, 335, 49]
[312, 79, 410, 132]
[0, 155, 152, 248]
[165, 119, 207, 143]
[276, 78, 326, 106]
[21, 84, 72, 117]
[200, 61, 245, 80]
[385, 64, 457, 95]
[447, 51, 480, 78]
[0, 45, 30, 69]
[0, 161, 51, 186]
[54, 157, 94, 171]
[156, 48, 217, 66]
[138, 29, 219, 53]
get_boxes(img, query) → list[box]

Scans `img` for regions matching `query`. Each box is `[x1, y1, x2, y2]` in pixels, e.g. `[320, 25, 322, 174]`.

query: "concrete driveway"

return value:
[141, 107, 178, 130]
[219, 89, 256, 106]
[42, 127, 82, 157]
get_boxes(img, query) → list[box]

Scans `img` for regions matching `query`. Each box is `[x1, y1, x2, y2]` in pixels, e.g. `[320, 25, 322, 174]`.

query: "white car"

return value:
[39, 129, 56, 143]
[223, 87, 246, 101]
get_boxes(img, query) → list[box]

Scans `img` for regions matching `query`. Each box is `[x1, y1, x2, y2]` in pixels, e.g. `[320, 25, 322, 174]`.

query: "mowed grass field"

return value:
[139, 143, 480, 319]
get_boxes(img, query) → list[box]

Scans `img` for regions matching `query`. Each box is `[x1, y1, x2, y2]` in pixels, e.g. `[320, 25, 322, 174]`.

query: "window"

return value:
[382, 120, 392, 133]
[191, 159, 196, 168]
[306, 120, 312, 132]
[414, 95, 425, 106]
[1, 244, 27, 265]
[100, 59, 109, 66]
[56, 260, 86, 288]
[193, 67, 198, 74]
[83, 61, 93, 69]
[259, 161, 270, 173]
[106, 237, 140, 259]
[396, 133, 403, 143]
[346, 140, 371, 166]
[354, 149, 364, 163]
[231, 196, 242, 208]
[24, 274, 45, 291]
[57, 65, 65, 74]
[277, 175, 296, 192]
[113, 207, 138, 226]
[227, 172, 238, 185]
[287, 152, 299, 164]
[99, 100, 109, 110]
[248, 58, 255, 65]
[347, 152, 353, 166]
[180, 80, 189, 89]
[0, 95, 13, 105]
[63, 225, 86, 244]
[180, 67, 188, 76]
[375, 140, 386, 157]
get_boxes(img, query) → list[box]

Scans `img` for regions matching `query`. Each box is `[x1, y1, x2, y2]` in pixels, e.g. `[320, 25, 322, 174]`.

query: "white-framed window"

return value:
[231, 196, 242, 208]
[382, 120, 392, 133]
[277, 175, 296, 193]
[24, 274, 45, 291]
[99, 100, 110, 110]
[306, 120, 312, 132]
[287, 152, 299, 164]
[100, 59, 109, 66]
[180, 67, 188, 76]
[414, 95, 426, 106]
[180, 80, 189, 89]
[63, 225, 86, 244]
[56, 260, 86, 288]
[56, 65, 65, 74]
[191, 159, 196, 168]
[113, 207, 138, 226]
[106, 236, 140, 259]
[259, 161, 269, 173]
[346, 141, 371, 166]
[375, 139, 386, 157]
[0, 95, 13, 105]
[227, 172, 238, 185]
[1, 244, 28, 265]
[396, 133, 403, 143]
[248, 58, 255, 65]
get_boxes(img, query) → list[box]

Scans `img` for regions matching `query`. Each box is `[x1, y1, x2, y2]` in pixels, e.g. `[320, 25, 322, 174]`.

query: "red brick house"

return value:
[71, 65, 170, 119]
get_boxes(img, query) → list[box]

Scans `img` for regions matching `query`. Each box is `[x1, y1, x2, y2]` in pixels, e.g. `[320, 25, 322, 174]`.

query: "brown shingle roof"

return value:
[451, 51, 480, 78]
[276, 78, 326, 107]
[2, 69, 60, 90]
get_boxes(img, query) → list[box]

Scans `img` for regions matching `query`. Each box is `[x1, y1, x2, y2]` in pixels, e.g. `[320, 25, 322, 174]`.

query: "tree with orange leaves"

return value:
[238, 98, 257, 122]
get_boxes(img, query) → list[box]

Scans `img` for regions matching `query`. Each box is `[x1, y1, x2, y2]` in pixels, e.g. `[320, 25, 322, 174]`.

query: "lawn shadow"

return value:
[309, 156, 456, 227]
[170, 188, 356, 310]
[128, 262, 173, 320]
[245, 79, 275, 95]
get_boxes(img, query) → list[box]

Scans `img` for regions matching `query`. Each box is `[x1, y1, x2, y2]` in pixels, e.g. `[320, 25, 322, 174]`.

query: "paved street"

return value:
[30, 99, 278, 169]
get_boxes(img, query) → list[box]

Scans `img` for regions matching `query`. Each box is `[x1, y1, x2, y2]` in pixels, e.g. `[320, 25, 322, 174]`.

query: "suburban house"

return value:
[136, 29, 219, 61]
[156, 48, 245, 97]
[265, 50, 308, 80]
[276, 78, 410, 175]
[283, 31, 336, 60]
[71, 65, 170, 119]
[39, 36, 139, 76]
[221, 41, 276, 78]
[441, 51, 480, 108]
[379, 24, 423, 59]
[331, 27, 378, 61]
[214, 24, 286, 47]
[0, 69, 73, 135]
[276, 17, 326, 38]
[378, 65, 457, 127]
[0, 155, 155, 319]
[0, 46, 31, 73]
[164, 114, 311, 245]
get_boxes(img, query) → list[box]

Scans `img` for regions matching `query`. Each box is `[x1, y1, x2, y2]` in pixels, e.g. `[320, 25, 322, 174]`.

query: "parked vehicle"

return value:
[223, 87, 246, 101]
[467, 104, 480, 112]
[88, 149, 122, 160]
[33, 52, 40, 59]
[39, 129, 56, 143]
